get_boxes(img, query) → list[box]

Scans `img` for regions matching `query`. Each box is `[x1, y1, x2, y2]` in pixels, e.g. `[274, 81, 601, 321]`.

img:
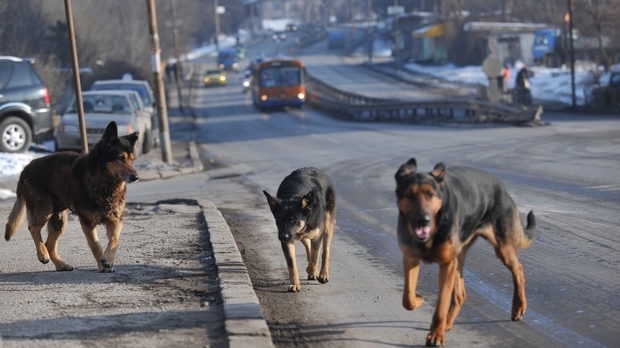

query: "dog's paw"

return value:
[288, 284, 301, 292]
[307, 274, 317, 280]
[511, 305, 526, 321]
[55, 263, 74, 271]
[403, 293, 424, 310]
[100, 259, 115, 273]
[317, 274, 329, 284]
[38, 257, 50, 264]
[426, 331, 445, 347]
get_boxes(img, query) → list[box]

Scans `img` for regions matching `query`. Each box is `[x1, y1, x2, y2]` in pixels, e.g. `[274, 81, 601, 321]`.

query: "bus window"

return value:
[282, 67, 300, 86]
[260, 68, 279, 87]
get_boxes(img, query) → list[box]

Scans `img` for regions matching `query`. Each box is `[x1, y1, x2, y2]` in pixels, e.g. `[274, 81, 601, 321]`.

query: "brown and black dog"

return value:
[5, 121, 139, 272]
[264, 167, 336, 292]
[395, 158, 536, 347]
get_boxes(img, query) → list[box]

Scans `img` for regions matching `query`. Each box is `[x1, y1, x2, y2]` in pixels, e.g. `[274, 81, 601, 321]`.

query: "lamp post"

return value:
[215, 0, 221, 50]
[567, 0, 576, 108]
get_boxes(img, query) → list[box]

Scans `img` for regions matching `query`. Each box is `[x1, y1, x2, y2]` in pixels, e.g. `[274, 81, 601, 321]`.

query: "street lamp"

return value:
[214, 0, 225, 50]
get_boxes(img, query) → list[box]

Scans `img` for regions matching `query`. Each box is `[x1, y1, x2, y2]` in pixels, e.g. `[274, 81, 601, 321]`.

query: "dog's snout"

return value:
[279, 233, 291, 242]
[418, 214, 431, 226]
[128, 174, 139, 183]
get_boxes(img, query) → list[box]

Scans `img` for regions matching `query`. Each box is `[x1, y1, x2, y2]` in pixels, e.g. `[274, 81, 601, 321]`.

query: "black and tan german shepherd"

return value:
[263, 167, 336, 292]
[5, 121, 139, 272]
[394, 158, 536, 347]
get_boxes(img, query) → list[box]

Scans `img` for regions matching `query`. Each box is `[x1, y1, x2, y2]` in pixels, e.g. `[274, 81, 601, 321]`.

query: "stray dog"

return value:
[5, 121, 139, 272]
[394, 158, 536, 347]
[263, 167, 336, 292]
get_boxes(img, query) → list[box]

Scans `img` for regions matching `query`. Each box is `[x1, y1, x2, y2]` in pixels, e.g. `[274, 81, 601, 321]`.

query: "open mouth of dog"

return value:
[414, 225, 431, 241]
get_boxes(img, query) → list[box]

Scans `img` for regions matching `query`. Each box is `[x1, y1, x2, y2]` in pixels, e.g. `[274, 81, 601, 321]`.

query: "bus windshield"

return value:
[259, 66, 301, 87]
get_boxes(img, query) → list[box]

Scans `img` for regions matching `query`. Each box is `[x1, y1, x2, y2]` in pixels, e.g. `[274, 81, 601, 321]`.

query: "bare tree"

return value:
[573, 0, 620, 70]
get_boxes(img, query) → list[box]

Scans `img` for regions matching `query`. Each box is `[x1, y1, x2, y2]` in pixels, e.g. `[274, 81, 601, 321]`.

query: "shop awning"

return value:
[413, 23, 444, 38]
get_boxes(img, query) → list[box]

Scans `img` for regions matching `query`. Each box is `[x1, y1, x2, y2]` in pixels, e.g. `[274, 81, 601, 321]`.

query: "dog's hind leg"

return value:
[496, 243, 527, 321]
[301, 237, 318, 280]
[26, 205, 52, 265]
[46, 210, 73, 271]
[281, 241, 301, 292]
[101, 220, 123, 272]
[317, 212, 335, 284]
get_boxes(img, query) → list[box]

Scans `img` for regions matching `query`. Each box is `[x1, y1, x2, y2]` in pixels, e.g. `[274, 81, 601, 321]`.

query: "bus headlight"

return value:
[260, 94, 268, 101]
[297, 92, 305, 100]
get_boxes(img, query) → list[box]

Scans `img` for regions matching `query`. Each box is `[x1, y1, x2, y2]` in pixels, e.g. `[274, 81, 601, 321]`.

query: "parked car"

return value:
[90, 79, 158, 147]
[590, 68, 620, 110]
[0, 56, 53, 153]
[54, 90, 153, 154]
[204, 68, 227, 87]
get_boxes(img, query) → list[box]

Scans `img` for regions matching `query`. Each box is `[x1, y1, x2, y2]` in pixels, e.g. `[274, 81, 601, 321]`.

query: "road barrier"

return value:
[305, 73, 543, 125]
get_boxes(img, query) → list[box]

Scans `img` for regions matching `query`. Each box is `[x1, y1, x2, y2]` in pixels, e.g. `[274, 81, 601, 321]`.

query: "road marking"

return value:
[585, 184, 620, 192]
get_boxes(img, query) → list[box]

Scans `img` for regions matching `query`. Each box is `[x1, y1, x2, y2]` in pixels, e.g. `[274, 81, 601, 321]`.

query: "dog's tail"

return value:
[5, 193, 26, 241]
[520, 210, 536, 249]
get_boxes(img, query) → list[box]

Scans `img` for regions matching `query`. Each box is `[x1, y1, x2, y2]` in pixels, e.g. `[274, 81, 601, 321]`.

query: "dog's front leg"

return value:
[402, 253, 424, 310]
[79, 219, 105, 271]
[318, 213, 335, 284]
[427, 260, 457, 347]
[301, 237, 317, 280]
[281, 241, 300, 292]
[101, 220, 123, 272]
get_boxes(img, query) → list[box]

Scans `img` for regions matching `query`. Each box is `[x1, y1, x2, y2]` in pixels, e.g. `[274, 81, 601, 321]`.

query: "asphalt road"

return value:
[187, 34, 620, 347]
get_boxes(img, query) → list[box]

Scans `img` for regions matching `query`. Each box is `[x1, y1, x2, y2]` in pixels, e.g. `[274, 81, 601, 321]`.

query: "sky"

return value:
[0, 31, 602, 199]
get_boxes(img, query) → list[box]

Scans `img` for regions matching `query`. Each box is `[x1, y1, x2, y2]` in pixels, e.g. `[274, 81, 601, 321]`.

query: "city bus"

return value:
[251, 58, 306, 111]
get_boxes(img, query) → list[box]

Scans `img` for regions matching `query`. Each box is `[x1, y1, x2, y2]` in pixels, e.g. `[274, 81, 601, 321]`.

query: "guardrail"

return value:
[305, 73, 542, 125]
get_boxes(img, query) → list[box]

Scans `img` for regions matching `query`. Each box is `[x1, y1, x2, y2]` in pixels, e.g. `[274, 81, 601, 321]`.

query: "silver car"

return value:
[54, 90, 152, 154]
[90, 79, 158, 147]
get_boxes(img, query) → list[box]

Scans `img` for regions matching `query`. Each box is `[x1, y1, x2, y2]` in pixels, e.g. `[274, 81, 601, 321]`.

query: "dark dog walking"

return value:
[5, 121, 139, 272]
[394, 158, 536, 347]
[263, 167, 336, 292]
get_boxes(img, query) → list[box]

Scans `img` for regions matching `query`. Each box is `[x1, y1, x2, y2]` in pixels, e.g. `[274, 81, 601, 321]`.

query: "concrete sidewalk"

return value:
[0, 138, 273, 347]
[137, 140, 274, 348]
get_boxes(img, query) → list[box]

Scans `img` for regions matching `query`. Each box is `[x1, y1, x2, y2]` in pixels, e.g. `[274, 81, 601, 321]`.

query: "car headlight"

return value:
[219, 76, 226, 82]
[297, 93, 305, 100]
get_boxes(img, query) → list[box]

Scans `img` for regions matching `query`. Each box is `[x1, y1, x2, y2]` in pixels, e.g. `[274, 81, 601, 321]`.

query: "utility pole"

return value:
[171, 0, 183, 112]
[64, 0, 88, 154]
[146, 0, 173, 164]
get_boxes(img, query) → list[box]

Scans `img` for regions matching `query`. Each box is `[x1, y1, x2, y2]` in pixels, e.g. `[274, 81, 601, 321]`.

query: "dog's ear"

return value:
[430, 162, 446, 183]
[121, 132, 140, 148]
[395, 157, 418, 183]
[102, 121, 118, 142]
[263, 190, 280, 214]
[300, 190, 314, 210]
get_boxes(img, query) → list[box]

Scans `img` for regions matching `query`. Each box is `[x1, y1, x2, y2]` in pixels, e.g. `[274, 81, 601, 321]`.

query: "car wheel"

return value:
[142, 129, 152, 154]
[0, 116, 32, 153]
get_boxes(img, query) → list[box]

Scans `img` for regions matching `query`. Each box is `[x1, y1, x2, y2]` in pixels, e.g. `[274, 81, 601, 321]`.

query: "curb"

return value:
[137, 141, 205, 181]
[199, 200, 274, 348]
[144, 143, 273, 347]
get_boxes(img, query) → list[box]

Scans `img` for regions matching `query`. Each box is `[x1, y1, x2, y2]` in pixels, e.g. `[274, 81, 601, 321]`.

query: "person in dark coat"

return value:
[515, 66, 532, 105]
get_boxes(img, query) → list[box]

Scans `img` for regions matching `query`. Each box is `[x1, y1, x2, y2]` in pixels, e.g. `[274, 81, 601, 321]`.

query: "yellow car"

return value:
[204, 69, 227, 87]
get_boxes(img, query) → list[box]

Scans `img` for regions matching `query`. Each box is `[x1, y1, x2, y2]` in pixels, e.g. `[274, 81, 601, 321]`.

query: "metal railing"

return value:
[305, 74, 541, 125]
